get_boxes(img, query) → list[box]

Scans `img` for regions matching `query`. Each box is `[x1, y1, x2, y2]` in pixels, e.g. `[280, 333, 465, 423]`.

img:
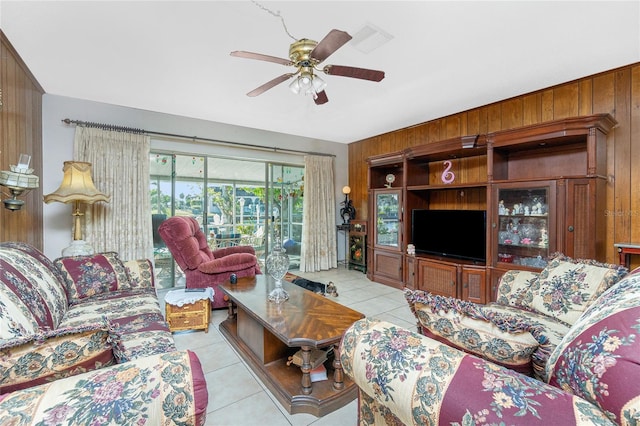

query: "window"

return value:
[150, 152, 304, 288]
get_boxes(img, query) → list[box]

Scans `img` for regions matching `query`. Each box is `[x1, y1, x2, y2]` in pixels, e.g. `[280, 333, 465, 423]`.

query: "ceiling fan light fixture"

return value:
[298, 72, 313, 91]
[311, 74, 327, 93]
[288, 77, 302, 94]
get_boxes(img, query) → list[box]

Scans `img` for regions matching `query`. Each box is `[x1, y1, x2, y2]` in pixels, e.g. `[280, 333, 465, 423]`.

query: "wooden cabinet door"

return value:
[372, 189, 402, 251]
[488, 267, 510, 302]
[461, 266, 486, 304]
[562, 178, 603, 260]
[404, 256, 416, 290]
[417, 259, 457, 297]
[371, 249, 404, 288]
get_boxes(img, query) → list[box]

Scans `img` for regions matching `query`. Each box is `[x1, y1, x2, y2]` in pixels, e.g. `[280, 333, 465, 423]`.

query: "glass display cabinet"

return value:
[349, 220, 367, 273]
[373, 190, 401, 249]
[495, 182, 556, 269]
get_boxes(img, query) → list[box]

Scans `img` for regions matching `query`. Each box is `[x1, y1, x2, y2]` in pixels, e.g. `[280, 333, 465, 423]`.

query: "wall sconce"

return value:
[0, 154, 39, 210]
[339, 185, 356, 225]
[44, 161, 110, 256]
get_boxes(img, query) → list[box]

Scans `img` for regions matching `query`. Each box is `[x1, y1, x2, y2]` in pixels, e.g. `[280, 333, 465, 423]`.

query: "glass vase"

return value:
[266, 241, 290, 303]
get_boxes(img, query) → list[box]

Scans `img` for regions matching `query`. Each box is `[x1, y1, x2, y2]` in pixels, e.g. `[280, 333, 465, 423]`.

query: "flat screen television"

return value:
[411, 209, 487, 263]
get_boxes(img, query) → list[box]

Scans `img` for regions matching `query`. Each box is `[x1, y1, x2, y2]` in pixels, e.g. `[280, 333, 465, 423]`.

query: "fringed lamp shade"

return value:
[44, 161, 109, 204]
[44, 161, 110, 255]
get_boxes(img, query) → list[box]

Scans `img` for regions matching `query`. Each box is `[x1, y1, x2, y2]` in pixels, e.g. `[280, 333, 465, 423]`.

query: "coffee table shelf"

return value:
[219, 275, 364, 417]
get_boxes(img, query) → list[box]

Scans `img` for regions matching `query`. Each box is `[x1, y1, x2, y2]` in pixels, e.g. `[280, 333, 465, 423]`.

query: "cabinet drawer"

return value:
[167, 299, 208, 313]
[169, 312, 206, 327]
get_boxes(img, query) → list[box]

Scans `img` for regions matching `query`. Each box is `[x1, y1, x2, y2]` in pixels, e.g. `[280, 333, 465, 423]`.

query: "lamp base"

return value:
[62, 240, 94, 257]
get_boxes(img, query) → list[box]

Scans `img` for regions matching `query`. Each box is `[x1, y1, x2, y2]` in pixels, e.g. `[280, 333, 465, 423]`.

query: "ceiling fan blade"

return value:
[230, 51, 292, 66]
[246, 74, 294, 97]
[310, 29, 352, 63]
[323, 65, 385, 82]
[314, 90, 329, 105]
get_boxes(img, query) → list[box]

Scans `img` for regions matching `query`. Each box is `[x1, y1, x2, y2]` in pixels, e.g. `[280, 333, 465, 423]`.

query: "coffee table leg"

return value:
[332, 344, 344, 390]
[300, 345, 313, 395]
[226, 300, 236, 319]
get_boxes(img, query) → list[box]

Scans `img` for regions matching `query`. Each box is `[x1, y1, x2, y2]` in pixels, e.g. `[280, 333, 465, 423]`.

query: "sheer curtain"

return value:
[300, 155, 337, 272]
[74, 126, 152, 260]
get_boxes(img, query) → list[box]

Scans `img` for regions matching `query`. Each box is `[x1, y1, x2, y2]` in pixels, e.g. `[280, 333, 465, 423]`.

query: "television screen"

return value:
[411, 209, 486, 263]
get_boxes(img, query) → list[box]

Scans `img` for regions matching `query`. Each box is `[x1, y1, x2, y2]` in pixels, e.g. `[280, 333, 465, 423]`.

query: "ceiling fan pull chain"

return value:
[251, 0, 298, 41]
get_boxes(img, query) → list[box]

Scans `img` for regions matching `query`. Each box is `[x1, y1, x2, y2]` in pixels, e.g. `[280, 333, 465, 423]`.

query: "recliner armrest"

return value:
[212, 245, 256, 258]
[198, 252, 258, 274]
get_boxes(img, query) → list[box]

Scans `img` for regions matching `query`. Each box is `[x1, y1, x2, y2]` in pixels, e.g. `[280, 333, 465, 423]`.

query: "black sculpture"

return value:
[340, 197, 356, 224]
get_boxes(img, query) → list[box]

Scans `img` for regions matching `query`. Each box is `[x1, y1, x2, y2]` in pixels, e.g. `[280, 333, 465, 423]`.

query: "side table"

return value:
[165, 288, 213, 333]
[614, 242, 640, 270]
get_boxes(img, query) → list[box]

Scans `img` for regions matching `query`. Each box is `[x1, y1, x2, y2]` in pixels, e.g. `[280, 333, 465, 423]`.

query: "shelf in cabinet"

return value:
[498, 214, 548, 218]
[499, 243, 548, 250]
[407, 182, 487, 191]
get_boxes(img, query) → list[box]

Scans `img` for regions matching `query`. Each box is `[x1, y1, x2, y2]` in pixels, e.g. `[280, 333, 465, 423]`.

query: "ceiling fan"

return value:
[230, 29, 385, 105]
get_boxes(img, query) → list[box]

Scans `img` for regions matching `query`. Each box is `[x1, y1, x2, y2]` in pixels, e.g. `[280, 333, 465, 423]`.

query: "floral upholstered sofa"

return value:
[0, 242, 208, 425]
[406, 254, 629, 380]
[340, 257, 640, 425]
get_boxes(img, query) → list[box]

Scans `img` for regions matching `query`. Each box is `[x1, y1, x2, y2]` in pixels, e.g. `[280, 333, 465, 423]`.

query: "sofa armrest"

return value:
[405, 289, 547, 375]
[340, 318, 612, 426]
[0, 322, 117, 393]
[0, 350, 208, 425]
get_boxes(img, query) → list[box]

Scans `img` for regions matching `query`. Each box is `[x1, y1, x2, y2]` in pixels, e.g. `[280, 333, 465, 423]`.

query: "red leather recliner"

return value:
[158, 216, 261, 309]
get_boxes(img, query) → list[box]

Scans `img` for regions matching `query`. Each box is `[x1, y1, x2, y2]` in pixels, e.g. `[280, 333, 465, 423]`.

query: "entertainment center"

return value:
[366, 114, 616, 303]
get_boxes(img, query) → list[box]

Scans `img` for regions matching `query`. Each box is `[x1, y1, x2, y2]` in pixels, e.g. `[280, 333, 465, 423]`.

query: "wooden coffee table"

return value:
[219, 275, 364, 417]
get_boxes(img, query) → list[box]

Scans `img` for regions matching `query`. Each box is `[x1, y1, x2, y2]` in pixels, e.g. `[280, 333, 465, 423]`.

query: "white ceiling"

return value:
[2, 1, 639, 144]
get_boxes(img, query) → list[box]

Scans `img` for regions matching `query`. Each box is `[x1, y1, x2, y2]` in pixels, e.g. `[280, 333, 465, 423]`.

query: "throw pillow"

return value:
[54, 252, 131, 302]
[123, 259, 155, 289]
[528, 253, 628, 325]
[0, 322, 118, 393]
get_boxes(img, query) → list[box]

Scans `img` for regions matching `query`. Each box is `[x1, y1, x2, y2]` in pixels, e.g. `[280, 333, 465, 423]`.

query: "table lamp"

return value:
[339, 185, 356, 225]
[44, 161, 110, 256]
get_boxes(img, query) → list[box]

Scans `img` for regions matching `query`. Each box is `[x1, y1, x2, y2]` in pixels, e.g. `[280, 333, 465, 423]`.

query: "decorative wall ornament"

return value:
[441, 160, 455, 184]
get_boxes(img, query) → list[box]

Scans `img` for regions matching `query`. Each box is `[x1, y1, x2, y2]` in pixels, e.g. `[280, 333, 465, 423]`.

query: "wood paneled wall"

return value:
[349, 63, 640, 265]
[0, 31, 44, 249]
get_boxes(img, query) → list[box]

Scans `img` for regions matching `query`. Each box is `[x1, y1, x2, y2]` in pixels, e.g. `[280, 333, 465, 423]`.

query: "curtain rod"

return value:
[61, 118, 336, 158]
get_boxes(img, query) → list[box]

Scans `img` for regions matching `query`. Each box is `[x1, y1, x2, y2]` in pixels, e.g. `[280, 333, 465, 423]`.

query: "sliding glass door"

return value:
[150, 152, 303, 288]
[268, 164, 304, 269]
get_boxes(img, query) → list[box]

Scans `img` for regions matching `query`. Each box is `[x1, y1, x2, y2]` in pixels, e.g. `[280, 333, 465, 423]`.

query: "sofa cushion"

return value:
[54, 252, 132, 303]
[405, 290, 545, 375]
[0, 322, 117, 394]
[546, 272, 640, 425]
[0, 242, 68, 338]
[528, 254, 628, 325]
[58, 289, 175, 361]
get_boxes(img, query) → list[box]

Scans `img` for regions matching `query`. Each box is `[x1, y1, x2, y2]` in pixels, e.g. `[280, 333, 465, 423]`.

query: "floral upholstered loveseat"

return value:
[406, 254, 629, 380]
[340, 258, 640, 425]
[0, 242, 208, 425]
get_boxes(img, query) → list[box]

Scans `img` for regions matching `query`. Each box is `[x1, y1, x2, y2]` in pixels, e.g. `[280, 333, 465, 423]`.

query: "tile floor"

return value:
[158, 268, 417, 426]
